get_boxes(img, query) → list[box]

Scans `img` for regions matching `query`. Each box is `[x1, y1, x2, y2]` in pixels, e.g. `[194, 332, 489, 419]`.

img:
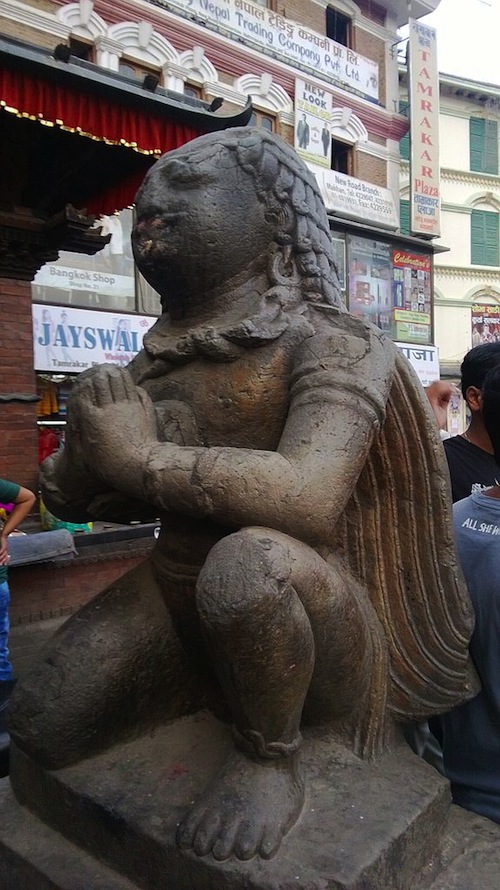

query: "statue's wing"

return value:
[336, 353, 478, 721]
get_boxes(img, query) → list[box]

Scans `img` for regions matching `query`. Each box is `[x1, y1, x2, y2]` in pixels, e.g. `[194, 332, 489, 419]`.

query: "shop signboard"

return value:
[391, 249, 432, 344]
[396, 342, 440, 386]
[316, 169, 399, 230]
[408, 19, 441, 237]
[295, 78, 333, 169]
[157, 0, 379, 102]
[471, 304, 500, 346]
[34, 264, 133, 299]
[33, 304, 156, 372]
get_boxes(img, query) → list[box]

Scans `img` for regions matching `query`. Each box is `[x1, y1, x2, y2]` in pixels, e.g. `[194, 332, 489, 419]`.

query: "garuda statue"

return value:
[9, 128, 477, 862]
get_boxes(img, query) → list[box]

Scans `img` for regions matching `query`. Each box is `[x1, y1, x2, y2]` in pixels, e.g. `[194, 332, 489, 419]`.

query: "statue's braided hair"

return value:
[222, 127, 343, 308]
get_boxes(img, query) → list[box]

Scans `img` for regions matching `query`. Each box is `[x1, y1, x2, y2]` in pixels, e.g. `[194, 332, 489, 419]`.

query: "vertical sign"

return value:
[295, 78, 333, 169]
[408, 19, 441, 237]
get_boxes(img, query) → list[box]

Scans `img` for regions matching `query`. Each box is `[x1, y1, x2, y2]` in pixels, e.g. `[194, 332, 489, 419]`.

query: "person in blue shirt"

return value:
[441, 364, 500, 823]
[0, 478, 35, 742]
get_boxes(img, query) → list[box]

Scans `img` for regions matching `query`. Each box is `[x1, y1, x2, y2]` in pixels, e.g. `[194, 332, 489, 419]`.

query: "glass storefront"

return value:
[331, 229, 433, 346]
[31, 209, 161, 318]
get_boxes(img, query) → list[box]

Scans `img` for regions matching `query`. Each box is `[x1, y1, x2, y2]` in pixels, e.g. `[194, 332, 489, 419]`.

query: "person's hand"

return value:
[0, 536, 9, 566]
[425, 381, 459, 431]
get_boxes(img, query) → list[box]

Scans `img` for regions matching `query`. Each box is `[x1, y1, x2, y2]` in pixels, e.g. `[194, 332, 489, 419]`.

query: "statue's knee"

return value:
[8, 673, 74, 769]
[196, 528, 291, 618]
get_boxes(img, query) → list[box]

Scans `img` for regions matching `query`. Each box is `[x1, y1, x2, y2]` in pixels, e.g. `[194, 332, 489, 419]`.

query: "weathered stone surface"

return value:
[0, 782, 140, 890]
[5, 127, 483, 883]
[4, 715, 500, 889]
[6, 713, 451, 890]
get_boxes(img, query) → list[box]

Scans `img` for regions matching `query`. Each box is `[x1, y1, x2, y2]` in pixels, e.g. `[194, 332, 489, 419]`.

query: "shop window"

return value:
[347, 234, 432, 345]
[470, 118, 498, 175]
[32, 209, 138, 313]
[326, 7, 351, 47]
[119, 59, 162, 86]
[399, 101, 410, 162]
[471, 209, 499, 266]
[331, 237, 346, 291]
[399, 199, 410, 235]
[69, 38, 95, 63]
[331, 139, 353, 175]
[249, 111, 275, 132]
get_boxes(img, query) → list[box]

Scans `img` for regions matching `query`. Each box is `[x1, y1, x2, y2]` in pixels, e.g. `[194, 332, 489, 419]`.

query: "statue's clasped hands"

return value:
[70, 364, 158, 486]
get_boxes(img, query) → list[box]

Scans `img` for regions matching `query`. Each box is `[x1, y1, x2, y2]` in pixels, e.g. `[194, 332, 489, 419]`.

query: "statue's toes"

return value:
[175, 806, 205, 851]
[233, 820, 264, 861]
[191, 813, 222, 858]
[259, 823, 284, 860]
[211, 818, 240, 861]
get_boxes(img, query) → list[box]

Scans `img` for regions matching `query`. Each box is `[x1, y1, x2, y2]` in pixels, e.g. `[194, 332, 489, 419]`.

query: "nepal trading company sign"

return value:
[159, 0, 379, 102]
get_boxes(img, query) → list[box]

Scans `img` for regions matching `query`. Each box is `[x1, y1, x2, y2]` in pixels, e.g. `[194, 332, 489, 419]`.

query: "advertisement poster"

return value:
[408, 19, 441, 237]
[33, 304, 156, 372]
[471, 305, 500, 346]
[347, 237, 392, 331]
[295, 79, 333, 169]
[392, 250, 432, 344]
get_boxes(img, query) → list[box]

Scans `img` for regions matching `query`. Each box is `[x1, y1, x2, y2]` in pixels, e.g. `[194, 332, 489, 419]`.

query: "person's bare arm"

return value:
[425, 381, 459, 431]
[0, 486, 36, 565]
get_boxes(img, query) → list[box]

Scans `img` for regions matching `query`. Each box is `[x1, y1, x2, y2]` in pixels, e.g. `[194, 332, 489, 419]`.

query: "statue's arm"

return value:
[39, 365, 157, 524]
[82, 326, 396, 542]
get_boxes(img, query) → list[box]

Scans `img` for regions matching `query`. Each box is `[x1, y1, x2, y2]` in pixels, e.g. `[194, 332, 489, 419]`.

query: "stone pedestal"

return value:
[3, 710, 499, 889]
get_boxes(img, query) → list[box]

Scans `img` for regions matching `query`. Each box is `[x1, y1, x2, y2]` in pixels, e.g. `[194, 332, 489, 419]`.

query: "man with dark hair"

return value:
[440, 364, 500, 824]
[443, 342, 500, 502]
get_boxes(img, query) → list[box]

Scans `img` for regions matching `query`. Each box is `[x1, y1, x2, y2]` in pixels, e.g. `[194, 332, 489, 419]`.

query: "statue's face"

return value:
[132, 136, 275, 304]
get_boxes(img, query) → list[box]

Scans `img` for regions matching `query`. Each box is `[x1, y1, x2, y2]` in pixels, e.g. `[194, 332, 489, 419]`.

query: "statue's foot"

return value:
[176, 749, 304, 861]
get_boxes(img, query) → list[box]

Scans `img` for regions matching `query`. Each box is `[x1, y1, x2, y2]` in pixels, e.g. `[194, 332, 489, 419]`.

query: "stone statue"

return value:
[9, 128, 477, 863]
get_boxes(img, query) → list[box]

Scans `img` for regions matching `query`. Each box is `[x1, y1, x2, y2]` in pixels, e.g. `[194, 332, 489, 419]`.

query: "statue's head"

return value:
[132, 127, 342, 313]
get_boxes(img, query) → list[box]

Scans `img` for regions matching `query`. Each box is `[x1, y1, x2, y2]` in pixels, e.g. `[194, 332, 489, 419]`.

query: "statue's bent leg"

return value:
[9, 560, 202, 770]
[177, 527, 377, 861]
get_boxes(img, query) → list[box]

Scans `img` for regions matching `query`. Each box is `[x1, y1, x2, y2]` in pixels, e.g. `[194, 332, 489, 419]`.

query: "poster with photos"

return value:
[391, 250, 432, 344]
[471, 305, 500, 347]
[347, 236, 392, 332]
[294, 78, 333, 170]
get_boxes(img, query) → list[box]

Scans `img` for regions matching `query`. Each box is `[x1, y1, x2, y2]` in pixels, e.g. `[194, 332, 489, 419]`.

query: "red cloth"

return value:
[0, 65, 203, 212]
[38, 428, 59, 464]
[0, 66, 201, 153]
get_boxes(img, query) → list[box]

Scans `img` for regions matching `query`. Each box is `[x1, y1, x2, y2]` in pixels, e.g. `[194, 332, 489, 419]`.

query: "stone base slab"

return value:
[1, 711, 499, 889]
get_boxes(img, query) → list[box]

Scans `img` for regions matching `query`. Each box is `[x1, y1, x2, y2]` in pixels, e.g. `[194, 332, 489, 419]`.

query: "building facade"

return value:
[400, 70, 500, 431]
[0, 0, 441, 489]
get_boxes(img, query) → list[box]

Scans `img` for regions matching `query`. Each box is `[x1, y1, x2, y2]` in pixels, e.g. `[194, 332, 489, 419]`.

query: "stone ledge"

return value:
[7, 712, 453, 890]
[0, 781, 140, 890]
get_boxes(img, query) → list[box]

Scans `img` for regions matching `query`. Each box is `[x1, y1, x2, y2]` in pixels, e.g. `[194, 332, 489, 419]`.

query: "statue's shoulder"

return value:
[296, 304, 397, 367]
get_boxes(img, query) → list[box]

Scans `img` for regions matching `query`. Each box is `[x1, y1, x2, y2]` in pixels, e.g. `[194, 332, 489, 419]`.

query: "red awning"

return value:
[0, 66, 203, 214]
[0, 66, 202, 154]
